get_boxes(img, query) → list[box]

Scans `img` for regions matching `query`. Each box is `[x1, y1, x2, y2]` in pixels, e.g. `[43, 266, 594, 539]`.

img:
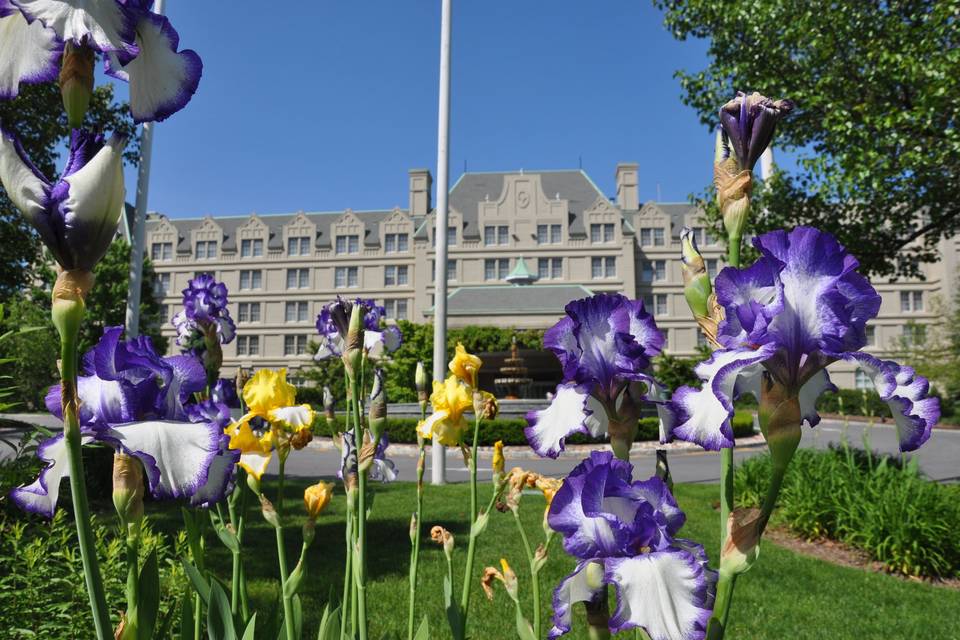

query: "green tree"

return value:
[0, 295, 59, 409]
[0, 82, 138, 297]
[81, 240, 168, 355]
[655, 0, 959, 277]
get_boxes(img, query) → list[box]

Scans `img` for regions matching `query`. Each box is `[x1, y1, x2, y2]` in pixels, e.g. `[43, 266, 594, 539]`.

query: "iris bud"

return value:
[500, 558, 519, 602]
[323, 386, 335, 423]
[303, 481, 334, 520]
[415, 361, 429, 406]
[112, 453, 144, 526]
[369, 368, 387, 440]
[720, 507, 762, 576]
[680, 227, 712, 320]
[59, 42, 94, 128]
[342, 304, 364, 380]
[492, 440, 504, 478]
[409, 512, 418, 544]
[430, 525, 455, 558]
[260, 494, 281, 528]
[758, 373, 802, 470]
[246, 471, 261, 496]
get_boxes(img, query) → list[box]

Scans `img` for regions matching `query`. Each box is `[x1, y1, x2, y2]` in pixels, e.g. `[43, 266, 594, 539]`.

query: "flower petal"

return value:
[9, 430, 94, 517]
[268, 404, 315, 430]
[547, 560, 603, 640]
[12, 0, 135, 53]
[669, 344, 777, 450]
[842, 352, 939, 451]
[59, 132, 127, 270]
[0, 126, 50, 233]
[798, 368, 836, 428]
[107, 12, 201, 123]
[524, 383, 598, 458]
[605, 547, 715, 640]
[0, 8, 61, 99]
[99, 419, 237, 505]
[239, 451, 271, 479]
[157, 354, 205, 420]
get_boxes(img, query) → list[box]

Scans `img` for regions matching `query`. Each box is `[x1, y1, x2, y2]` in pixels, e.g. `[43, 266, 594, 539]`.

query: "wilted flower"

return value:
[430, 525, 454, 556]
[546, 451, 714, 639]
[668, 227, 939, 456]
[304, 481, 334, 520]
[525, 293, 672, 458]
[0, 1, 202, 123]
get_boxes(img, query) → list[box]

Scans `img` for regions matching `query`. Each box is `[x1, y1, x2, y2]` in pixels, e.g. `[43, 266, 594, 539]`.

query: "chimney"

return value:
[615, 163, 639, 210]
[408, 168, 433, 217]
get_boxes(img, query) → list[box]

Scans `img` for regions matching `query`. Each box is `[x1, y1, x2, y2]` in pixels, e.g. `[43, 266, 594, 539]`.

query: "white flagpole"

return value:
[431, 0, 452, 485]
[125, 0, 165, 338]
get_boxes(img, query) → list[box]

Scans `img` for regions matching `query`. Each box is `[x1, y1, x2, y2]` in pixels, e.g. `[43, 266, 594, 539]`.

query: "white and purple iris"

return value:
[525, 293, 671, 458]
[0, 127, 125, 271]
[337, 431, 398, 483]
[669, 226, 939, 452]
[9, 326, 239, 517]
[547, 451, 715, 640]
[314, 297, 402, 361]
[0, 0, 202, 123]
[172, 273, 237, 353]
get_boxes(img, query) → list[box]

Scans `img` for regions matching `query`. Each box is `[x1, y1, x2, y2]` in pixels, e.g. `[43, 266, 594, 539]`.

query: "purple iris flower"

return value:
[0, 0, 202, 123]
[668, 227, 939, 452]
[182, 273, 229, 323]
[525, 293, 672, 458]
[315, 296, 402, 361]
[0, 127, 125, 271]
[546, 451, 715, 639]
[210, 377, 240, 408]
[172, 274, 236, 355]
[719, 91, 794, 172]
[337, 431, 398, 483]
[10, 326, 239, 517]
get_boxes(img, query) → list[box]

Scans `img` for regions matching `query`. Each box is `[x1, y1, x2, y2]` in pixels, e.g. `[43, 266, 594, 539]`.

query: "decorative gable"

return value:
[283, 211, 317, 249]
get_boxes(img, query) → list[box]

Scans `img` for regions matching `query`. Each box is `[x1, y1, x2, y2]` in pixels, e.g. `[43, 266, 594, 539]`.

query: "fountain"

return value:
[493, 336, 534, 399]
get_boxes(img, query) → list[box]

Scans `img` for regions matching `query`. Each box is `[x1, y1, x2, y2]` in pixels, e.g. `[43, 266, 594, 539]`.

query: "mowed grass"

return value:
[145, 479, 960, 640]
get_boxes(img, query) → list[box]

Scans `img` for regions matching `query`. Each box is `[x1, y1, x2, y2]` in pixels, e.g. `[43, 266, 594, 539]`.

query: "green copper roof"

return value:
[506, 256, 536, 284]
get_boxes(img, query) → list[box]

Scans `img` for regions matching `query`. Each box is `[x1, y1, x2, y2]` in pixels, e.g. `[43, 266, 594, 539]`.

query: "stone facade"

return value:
[146, 165, 947, 388]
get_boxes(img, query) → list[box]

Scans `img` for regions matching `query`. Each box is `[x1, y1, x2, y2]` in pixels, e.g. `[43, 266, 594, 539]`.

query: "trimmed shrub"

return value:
[735, 445, 960, 578]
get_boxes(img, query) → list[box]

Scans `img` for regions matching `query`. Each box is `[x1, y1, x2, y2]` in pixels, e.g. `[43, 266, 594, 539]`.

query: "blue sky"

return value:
[118, 1, 730, 219]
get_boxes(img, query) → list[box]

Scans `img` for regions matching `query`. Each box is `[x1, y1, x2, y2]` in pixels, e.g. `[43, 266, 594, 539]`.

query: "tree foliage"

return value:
[0, 82, 138, 297]
[655, 0, 960, 277]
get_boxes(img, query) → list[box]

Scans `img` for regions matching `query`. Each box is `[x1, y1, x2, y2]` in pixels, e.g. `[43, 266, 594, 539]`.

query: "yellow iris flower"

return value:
[224, 415, 274, 479]
[243, 368, 296, 419]
[417, 375, 474, 446]
[449, 343, 482, 388]
[304, 481, 335, 519]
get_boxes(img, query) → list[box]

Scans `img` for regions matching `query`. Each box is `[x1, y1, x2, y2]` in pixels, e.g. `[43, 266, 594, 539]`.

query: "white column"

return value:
[124, 0, 166, 338]
[431, 0, 452, 485]
[759, 146, 775, 181]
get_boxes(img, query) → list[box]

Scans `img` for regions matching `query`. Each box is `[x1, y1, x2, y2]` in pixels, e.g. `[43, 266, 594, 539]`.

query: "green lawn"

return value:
[145, 480, 960, 640]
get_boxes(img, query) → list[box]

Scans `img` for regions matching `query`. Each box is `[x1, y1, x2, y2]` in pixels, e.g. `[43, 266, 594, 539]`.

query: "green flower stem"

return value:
[758, 461, 789, 535]
[406, 404, 428, 640]
[182, 509, 205, 640]
[227, 475, 247, 617]
[458, 412, 482, 636]
[706, 571, 737, 640]
[511, 510, 541, 639]
[275, 453, 297, 640]
[122, 523, 140, 638]
[340, 505, 354, 640]
[351, 374, 369, 640]
[57, 306, 113, 640]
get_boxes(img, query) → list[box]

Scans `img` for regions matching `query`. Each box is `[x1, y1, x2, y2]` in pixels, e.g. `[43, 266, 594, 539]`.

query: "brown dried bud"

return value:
[473, 390, 499, 420]
[481, 566, 503, 601]
[290, 428, 313, 450]
[430, 525, 454, 555]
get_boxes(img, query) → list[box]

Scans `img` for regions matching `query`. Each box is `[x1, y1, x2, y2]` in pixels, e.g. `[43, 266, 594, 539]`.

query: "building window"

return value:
[240, 238, 263, 258]
[590, 223, 615, 243]
[639, 228, 665, 247]
[854, 369, 874, 390]
[284, 335, 308, 356]
[239, 269, 262, 290]
[706, 259, 719, 279]
[194, 270, 214, 279]
[484, 258, 510, 281]
[642, 260, 666, 282]
[285, 301, 309, 322]
[335, 234, 359, 254]
[591, 256, 616, 279]
[537, 257, 562, 280]
[384, 265, 409, 286]
[643, 293, 668, 316]
[150, 242, 172, 261]
[902, 324, 926, 347]
[865, 325, 876, 346]
[195, 240, 217, 259]
[384, 299, 408, 320]
[237, 335, 259, 356]
[334, 266, 358, 288]
[238, 302, 261, 323]
[431, 259, 457, 282]
[287, 236, 311, 256]
[536, 224, 562, 245]
[286, 268, 309, 289]
[153, 272, 170, 296]
[690, 227, 715, 246]
[158, 303, 168, 324]
[696, 330, 708, 348]
[385, 233, 409, 253]
[484, 225, 509, 246]
[900, 291, 924, 312]
[433, 226, 457, 247]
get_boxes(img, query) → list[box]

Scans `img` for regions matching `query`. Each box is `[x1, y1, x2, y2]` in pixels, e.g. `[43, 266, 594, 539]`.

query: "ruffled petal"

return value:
[604, 547, 715, 640]
[669, 344, 777, 450]
[59, 132, 126, 270]
[239, 451, 271, 479]
[157, 354, 205, 420]
[9, 430, 94, 517]
[268, 404, 315, 430]
[106, 12, 201, 123]
[98, 419, 237, 505]
[524, 383, 599, 458]
[547, 560, 604, 640]
[842, 352, 939, 451]
[798, 369, 836, 428]
[12, 0, 135, 53]
[0, 8, 61, 99]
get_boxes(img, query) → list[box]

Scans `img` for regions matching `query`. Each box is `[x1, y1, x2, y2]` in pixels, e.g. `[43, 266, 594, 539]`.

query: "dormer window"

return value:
[288, 236, 311, 256]
[590, 223, 615, 244]
[639, 227, 665, 247]
[195, 240, 217, 259]
[240, 238, 263, 258]
[336, 234, 359, 254]
[385, 233, 409, 253]
[432, 226, 457, 247]
[150, 242, 172, 261]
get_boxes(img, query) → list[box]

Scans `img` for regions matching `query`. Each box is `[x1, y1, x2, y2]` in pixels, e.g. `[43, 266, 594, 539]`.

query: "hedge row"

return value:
[313, 410, 756, 447]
